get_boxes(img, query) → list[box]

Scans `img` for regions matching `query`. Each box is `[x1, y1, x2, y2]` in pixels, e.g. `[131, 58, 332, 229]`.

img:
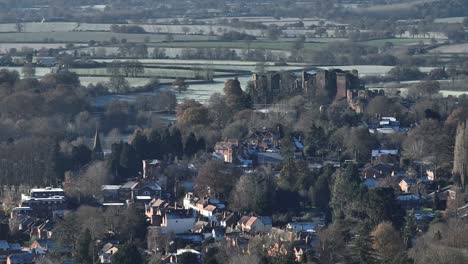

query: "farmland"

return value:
[350, 0, 438, 14]
[0, 2, 462, 104]
[0, 32, 214, 43]
[430, 43, 468, 53]
[148, 41, 326, 51]
[361, 38, 430, 47]
[79, 76, 171, 87]
[434, 17, 465, 23]
[71, 67, 226, 78]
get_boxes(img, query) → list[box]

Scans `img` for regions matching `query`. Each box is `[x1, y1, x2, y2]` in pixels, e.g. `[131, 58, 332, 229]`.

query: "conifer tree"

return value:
[349, 226, 378, 264]
[184, 132, 198, 157]
[330, 164, 361, 220]
[169, 127, 184, 158]
[148, 129, 162, 159]
[111, 242, 143, 264]
[75, 228, 93, 264]
[196, 137, 206, 153]
[403, 210, 416, 248]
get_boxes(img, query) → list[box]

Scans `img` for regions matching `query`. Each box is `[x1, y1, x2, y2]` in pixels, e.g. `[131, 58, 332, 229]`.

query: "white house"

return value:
[239, 216, 272, 233]
[162, 210, 196, 234]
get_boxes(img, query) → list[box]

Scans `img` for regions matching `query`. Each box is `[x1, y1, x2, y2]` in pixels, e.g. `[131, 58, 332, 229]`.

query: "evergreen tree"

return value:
[119, 143, 138, 177]
[278, 158, 298, 190]
[294, 160, 315, 193]
[49, 140, 63, 184]
[74, 228, 93, 264]
[305, 124, 327, 157]
[253, 172, 275, 215]
[147, 129, 162, 159]
[178, 252, 200, 264]
[366, 187, 405, 229]
[169, 127, 184, 158]
[160, 128, 172, 158]
[111, 242, 143, 264]
[196, 137, 206, 153]
[131, 130, 148, 171]
[330, 164, 362, 220]
[184, 132, 198, 157]
[110, 142, 124, 179]
[349, 226, 378, 264]
[310, 169, 331, 211]
[402, 210, 417, 249]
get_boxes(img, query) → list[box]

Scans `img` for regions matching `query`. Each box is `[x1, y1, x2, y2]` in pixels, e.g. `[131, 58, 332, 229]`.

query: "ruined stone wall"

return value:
[314, 70, 337, 101]
[336, 73, 348, 100]
[302, 71, 315, 97]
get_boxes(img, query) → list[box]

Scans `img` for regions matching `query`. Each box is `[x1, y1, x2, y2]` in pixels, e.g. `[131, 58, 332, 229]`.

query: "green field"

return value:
[149, 41, 326, 51]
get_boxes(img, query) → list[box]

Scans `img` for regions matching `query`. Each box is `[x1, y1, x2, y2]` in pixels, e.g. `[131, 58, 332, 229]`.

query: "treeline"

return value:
[110, 24, 146, 34]
[109, 127, 205, 181]
[218, 31, 256, 41]
[0, 68, 180, 186]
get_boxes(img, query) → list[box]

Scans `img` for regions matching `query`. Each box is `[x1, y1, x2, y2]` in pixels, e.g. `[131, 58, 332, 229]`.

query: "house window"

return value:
[143, 191, 150, 196]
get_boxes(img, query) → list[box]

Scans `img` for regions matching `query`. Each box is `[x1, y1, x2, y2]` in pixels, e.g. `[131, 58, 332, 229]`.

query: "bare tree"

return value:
[371, 222, 406, 263]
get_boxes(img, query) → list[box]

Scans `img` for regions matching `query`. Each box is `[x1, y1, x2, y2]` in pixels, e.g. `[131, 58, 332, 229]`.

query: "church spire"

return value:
[92, 127, 104, 160]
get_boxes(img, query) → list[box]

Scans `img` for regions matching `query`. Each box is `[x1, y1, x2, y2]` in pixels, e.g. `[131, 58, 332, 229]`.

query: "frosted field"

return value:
[92, 75, 252, 107]
[79, 76, 156, 87]
[71, 46, 291, 60]
[0, 43, 87, 52]
[434, 17, 465, 23]
[73, 68, 227, 78]
[0, 32, 214, 43]
[88, 59, 305, 72]
[0, 21, 341, 38]
[0, 67, 51, 77]
[319, 65, 435, 76]
[92, 59, 287, 66]
[430, 43, 468, 53]
[0, 22, 110, 32]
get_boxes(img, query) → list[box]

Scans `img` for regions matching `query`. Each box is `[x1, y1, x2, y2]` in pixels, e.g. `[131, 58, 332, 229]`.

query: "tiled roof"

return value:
[245, 217, 257, 227]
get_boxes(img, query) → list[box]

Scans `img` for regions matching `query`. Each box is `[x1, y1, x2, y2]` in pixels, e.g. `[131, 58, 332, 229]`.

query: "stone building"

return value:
[302, 69, 360, 102]
[250, 69, 361, 105]
[251, 72, 281, 104]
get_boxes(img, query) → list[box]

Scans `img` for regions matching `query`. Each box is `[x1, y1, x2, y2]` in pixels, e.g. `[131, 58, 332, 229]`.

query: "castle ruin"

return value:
[249, 69, 380, 113]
